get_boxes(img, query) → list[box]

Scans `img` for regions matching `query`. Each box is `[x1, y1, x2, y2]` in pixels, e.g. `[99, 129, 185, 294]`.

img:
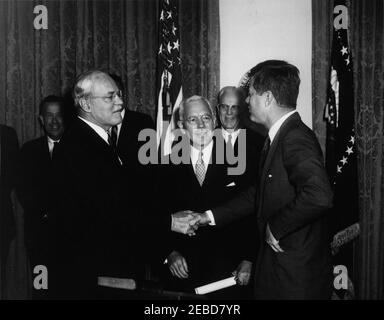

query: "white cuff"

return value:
[206, 210, 216, 226]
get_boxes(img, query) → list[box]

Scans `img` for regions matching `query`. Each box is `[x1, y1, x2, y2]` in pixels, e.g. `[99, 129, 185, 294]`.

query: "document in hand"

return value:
[195, 276, 236, 295]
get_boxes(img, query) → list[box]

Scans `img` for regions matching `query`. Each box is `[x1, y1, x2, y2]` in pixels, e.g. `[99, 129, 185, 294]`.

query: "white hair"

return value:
[73, 70, 111, 109]
[178, 95, 215, 122]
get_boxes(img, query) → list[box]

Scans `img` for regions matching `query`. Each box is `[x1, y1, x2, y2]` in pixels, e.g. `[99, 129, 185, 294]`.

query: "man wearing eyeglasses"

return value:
[49, 70, 147, 299]
[155, 95, 257, 298]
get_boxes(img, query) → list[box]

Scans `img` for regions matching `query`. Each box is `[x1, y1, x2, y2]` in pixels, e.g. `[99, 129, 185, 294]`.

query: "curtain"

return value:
[350, 0, 384, 300]
[179, 0, 220, 106]
[0, 0, 220, 299]
[0, 0, 220, 146]
[0, 0, 158, 145]
[312, 0, 334, 156]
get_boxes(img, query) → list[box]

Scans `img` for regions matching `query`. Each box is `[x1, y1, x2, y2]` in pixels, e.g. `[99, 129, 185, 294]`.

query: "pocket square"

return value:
[226, 182, 236, 187]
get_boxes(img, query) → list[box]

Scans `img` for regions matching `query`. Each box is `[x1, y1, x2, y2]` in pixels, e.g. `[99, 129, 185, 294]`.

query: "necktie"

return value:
[51, 141, 59, 159]
[195, 151, 206, 186]
[226, 133, 235, 164]
[259, 136, 271, 171]
[108, 126, 118, 150]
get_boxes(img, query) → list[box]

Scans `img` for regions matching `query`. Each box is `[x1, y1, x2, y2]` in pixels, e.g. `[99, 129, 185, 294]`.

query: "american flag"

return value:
[324, 0, 358, 297]
[325, 0, 355, 185]
[156, 0, 183, 155]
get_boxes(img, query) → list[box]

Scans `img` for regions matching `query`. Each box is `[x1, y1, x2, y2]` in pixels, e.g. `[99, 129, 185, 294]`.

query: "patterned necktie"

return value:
[195, 151, 206, 186]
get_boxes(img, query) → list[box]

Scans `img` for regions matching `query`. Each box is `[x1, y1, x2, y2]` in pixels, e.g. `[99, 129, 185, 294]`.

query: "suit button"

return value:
[268, 174, 272, 178]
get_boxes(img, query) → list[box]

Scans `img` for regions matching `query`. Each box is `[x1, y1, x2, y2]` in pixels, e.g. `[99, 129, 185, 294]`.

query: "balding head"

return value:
[73, 70, 123, 131]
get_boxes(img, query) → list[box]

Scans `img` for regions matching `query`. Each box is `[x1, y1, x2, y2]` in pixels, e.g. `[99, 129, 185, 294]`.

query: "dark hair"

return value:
[250, 60, 300, 108]
[39, 95, 65, 115]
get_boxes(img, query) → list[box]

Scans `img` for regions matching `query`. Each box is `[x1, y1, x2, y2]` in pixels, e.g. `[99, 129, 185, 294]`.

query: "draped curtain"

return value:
[0, 0, 220, 146]
[0, 0, 158, 145]
[312, 0, 333, 156]
[350, 0, 384, 300]
[0, 0, 220, 299]
[312, 0, 384, 299]
[179, 0, 220, 106]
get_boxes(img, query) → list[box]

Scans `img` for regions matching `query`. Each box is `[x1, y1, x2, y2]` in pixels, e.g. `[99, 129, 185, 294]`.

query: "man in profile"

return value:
[182, 61, 334, 300]
[50, 70, 145, 299]
[17, 95, 65, 300]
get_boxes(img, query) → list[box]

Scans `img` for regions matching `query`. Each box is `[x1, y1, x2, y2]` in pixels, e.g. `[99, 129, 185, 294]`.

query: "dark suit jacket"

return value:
[117, 110, 155, 213]
[213, 113, 333, 299]
[0, 125, 18, 268]
[155, 132, 263, 292]
[17, 136, 53, 263]
[50, 114, 152, 298]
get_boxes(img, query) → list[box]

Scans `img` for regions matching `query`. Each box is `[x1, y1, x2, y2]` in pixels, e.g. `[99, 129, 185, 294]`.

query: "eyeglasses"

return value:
[217, 104, 240, 112]
[184, 114, 213, 127]
[91, 90, 123, 103]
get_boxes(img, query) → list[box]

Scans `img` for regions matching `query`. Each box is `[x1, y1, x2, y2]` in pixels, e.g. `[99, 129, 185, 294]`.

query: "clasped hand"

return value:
[171, 210, 209, 236]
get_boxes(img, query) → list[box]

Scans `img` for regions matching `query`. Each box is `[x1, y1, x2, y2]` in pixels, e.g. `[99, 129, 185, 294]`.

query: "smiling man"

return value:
[154, 95, 259, 298]
[17, 95, 65, 299]
[49, 70, 140, 299]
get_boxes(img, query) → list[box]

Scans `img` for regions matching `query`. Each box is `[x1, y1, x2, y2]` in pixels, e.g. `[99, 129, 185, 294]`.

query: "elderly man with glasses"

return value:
[154, 95, 262, 299]
[49, 70, 152, 299]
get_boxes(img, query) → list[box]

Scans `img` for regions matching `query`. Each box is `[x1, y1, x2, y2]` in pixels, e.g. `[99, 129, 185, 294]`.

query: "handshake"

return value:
[171, 210, 211, 236]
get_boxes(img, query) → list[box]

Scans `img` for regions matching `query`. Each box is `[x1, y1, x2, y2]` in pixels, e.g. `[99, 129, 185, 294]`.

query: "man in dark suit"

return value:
[156, 95, 259, 298]
[0, 124, 19, 298]
[110, 74, 155, 230]
[17, 96, 65, 297]
[50, 70, 151, 299]
[187, 61, 334, 299]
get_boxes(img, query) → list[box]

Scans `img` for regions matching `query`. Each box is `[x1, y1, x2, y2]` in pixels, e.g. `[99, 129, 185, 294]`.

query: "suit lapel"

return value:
[39, 136, 51, 162]
[76, 118, 121, 166]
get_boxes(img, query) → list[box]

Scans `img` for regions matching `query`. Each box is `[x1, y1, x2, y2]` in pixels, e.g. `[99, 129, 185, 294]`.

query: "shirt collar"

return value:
[47, 136, 60, 144]
[221, 128, 240, 145]
[268, 110, 297, 143]
[47, 136, 60, 153]
[78, 116, 109, 144]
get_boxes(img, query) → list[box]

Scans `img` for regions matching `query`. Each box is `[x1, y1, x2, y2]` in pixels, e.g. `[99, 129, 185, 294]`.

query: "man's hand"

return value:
[265, 223, 284, 252]
[171, 210, 198, 235]
[232, 260, 252, 286]
[167, 251, 189, 279]
[190, 211, 211, 227]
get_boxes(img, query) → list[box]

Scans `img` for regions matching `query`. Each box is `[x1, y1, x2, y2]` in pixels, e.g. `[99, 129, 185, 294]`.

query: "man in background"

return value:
[216, 86, 264, 295]
[156, 95, 258, 298]
[17, 95, 65, 300]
